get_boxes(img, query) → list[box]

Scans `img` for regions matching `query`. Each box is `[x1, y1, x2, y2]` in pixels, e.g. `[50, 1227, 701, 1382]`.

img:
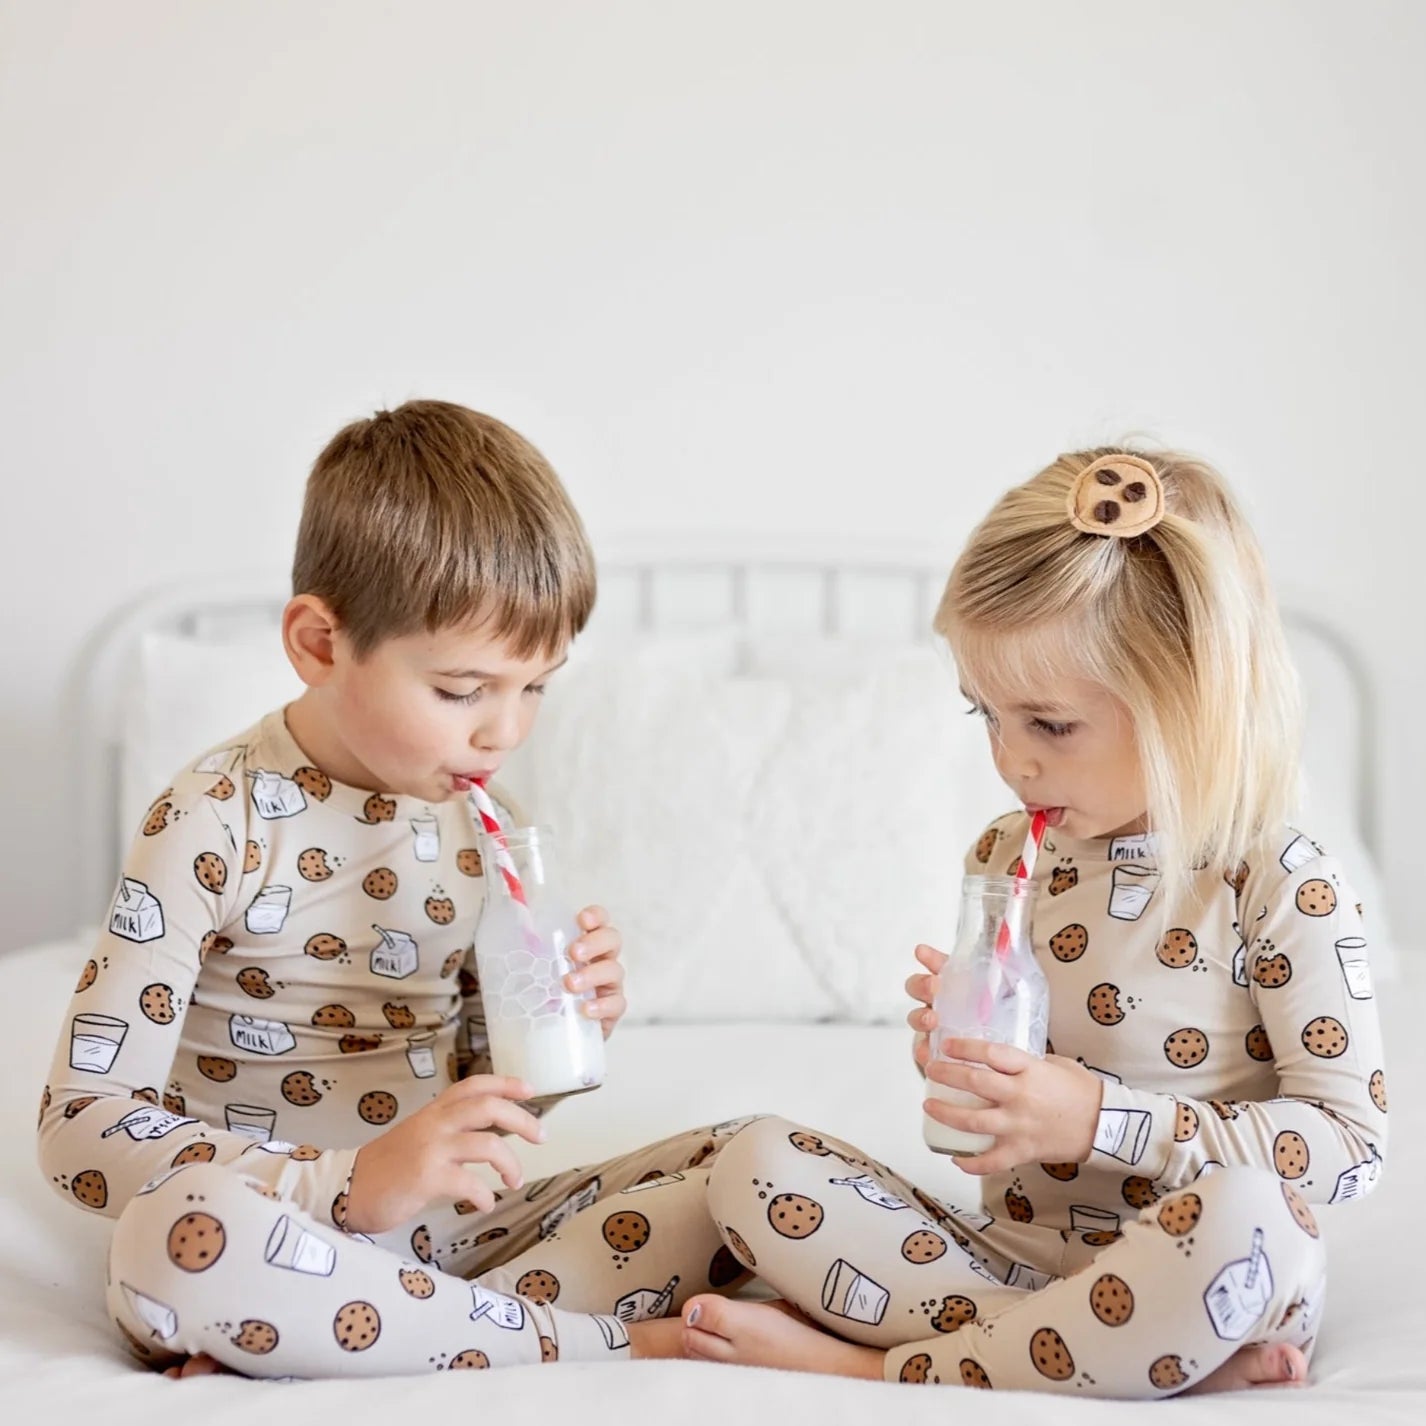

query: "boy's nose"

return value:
[474, 700, 523, 752]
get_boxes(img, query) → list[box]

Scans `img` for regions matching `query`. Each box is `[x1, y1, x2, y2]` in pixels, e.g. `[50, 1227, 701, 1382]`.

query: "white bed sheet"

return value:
[2, 935, 1421, 1424]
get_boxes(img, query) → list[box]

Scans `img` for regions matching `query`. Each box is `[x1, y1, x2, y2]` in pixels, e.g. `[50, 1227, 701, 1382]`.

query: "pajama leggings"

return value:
[108, 1115, 1326, 1395]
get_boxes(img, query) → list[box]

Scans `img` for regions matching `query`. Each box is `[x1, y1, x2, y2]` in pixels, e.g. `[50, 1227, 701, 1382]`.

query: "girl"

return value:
[676, 448, 1388, 1397]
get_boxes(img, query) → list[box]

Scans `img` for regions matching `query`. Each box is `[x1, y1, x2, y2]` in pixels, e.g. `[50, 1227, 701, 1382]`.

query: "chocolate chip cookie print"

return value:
[167, 1212, 226, 1271]
[1301, 1014, 1349, 1058]
[333, 1301, 381, 1351]
[1164, 1028, 1209, 1068]
[231, 1319, 279, 1354]
[767, 1194, 823, 1238]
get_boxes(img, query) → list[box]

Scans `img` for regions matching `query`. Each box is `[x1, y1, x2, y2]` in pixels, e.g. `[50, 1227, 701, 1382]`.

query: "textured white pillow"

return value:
[500, 642, 993, 1024]
[120, 629, 301, 841]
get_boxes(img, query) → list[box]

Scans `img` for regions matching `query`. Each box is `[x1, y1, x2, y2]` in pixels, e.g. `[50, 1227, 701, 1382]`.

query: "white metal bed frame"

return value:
[72, 542, 1379, 927]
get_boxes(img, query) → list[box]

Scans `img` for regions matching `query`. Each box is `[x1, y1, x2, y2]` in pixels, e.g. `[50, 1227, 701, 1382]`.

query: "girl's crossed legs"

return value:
[686, 1117, 1325, 1398]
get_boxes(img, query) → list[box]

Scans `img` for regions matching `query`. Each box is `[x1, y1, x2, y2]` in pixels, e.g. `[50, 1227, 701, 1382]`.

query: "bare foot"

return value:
[1185, 1342, 1309, 1394]
[628, 1317, 688, 1360]
[162, 1353, 231, 1380]
[682, 1296, 883, 1379]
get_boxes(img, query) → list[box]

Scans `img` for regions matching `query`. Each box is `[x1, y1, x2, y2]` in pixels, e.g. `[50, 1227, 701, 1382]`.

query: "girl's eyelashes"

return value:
[1032, 717, 1076, 738]
[964, 701, 999, 729]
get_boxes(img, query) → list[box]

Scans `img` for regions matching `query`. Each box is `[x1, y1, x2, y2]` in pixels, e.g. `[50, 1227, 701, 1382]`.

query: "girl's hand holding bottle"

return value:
[908, 938, 1104, 1176]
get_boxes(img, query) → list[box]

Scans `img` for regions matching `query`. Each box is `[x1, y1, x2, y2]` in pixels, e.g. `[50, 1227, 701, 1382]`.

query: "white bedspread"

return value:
[2, 936, 1421, 1423]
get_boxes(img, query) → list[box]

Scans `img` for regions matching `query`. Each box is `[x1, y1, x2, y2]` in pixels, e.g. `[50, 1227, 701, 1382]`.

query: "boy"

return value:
[38, 401, 747, 1378]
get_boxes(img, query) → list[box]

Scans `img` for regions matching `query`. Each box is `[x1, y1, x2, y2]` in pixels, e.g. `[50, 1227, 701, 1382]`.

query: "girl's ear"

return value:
[283, 595, 342, 688]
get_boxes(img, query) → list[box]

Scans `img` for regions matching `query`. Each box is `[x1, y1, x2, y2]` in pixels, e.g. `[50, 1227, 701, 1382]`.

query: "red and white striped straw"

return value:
[995, 809, 1047, 959]
[977, 809, 1048, 1027]
[467, 780, 529, 907]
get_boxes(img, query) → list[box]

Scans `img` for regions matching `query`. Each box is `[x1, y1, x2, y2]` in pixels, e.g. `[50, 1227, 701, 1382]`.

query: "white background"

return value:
[0, 0, 1421, 952]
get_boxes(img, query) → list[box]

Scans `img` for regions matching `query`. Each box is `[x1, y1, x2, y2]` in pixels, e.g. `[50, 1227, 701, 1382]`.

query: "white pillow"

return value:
[120, 629, 301, 842]
[502, 641, 992, 1024]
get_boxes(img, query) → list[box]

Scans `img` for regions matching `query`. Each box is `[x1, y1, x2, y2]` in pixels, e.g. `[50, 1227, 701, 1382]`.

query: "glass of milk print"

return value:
[405, 1031, 437, 1078]
[923, 875, 1048, 1157]
[410, 815, 440, 863]
[473, 827, 605, 1098]
[70, 1013, 129, 1073]
[1335, 937, 1373, 999]
[246, 885, 292, 934]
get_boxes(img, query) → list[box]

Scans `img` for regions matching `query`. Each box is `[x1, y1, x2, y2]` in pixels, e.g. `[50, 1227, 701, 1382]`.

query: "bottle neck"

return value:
[482, 829, 552, 900]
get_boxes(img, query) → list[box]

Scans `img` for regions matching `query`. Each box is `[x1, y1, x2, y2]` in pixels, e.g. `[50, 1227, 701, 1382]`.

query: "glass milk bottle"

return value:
[923, 876, 1049, 1157]
[473, 827, 605, 1098]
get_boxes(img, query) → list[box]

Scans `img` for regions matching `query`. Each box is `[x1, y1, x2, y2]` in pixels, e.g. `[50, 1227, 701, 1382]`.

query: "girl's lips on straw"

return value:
[1025, 805, 1066, 828]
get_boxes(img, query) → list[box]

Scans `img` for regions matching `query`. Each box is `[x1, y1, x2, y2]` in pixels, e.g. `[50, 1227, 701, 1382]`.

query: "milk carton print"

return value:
[248, 769, 307, 820]
[469, 1284, 526, 1330]
[101, 1105, 197, 1141]
[370, 925, 419, 979]
[109, 878, 164, 943]
[540, 1178, 602, 1238]
[614, 1275, 679, 1323]
[1107, 833, 1157, 864]
[1330, 1146, 1383, 1204]
[1203, 1229, 1273, 1341]
[829, 1175, 910, 1210]
[229, 1015, 296, 1056]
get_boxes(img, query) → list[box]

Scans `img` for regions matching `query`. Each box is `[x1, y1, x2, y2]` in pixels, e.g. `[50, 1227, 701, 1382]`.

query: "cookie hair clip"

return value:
[1067, 453, 1165, 538]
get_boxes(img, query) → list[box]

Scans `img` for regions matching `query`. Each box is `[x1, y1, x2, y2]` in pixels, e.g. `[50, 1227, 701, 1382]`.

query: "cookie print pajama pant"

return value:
[108, 1121, 751, 1377]
[706, 1118, 1328, 1397]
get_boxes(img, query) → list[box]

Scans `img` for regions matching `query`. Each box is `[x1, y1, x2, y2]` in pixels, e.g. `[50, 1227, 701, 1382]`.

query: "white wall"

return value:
[1, 0, 1421, 951]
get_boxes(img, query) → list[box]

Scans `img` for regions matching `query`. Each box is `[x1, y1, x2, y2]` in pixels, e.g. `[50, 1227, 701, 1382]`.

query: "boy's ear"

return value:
[283, 594, 343, 687]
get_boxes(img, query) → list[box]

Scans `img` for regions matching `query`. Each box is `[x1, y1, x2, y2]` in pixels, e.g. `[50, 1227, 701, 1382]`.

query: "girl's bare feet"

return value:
[681, 1296, 882, 1379]
[682, 1296, 1307, 1394]
[162, 1353, 230, 1379]
[1187, 1342, 1309, 1394]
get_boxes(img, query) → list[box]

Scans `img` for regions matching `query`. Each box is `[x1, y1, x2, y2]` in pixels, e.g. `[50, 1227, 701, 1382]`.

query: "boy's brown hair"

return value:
[293, 400, 596, 657]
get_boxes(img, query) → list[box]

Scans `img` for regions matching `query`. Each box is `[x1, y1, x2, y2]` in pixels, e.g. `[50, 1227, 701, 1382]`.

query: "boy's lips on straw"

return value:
[452, 772, 496, 792]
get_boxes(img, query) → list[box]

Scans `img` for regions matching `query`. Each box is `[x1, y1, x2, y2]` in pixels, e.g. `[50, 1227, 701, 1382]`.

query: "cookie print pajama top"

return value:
[37, 710, 754, 1375]
[695, 812, 1388, 1395]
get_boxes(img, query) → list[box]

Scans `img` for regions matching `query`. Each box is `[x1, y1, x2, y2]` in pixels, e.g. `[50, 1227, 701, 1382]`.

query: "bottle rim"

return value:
[481, 824, 555, 851]
[962, 874, 1037, 898]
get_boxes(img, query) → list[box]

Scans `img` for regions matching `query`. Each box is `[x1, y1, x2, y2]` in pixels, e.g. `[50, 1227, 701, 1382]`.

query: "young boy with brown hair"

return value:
[38, 401, 750, 1378]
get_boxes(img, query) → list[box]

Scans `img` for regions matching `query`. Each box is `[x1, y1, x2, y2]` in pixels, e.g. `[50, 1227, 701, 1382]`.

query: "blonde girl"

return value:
[675, 448, 1388, 1398]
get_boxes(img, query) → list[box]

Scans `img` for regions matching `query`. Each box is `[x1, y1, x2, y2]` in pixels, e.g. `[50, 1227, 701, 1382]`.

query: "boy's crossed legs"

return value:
[110, 1119, 756, 1378]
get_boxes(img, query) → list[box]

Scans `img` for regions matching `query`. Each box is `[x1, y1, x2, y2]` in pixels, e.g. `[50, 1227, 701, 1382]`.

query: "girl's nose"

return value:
[993, 736, 1039, 787]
